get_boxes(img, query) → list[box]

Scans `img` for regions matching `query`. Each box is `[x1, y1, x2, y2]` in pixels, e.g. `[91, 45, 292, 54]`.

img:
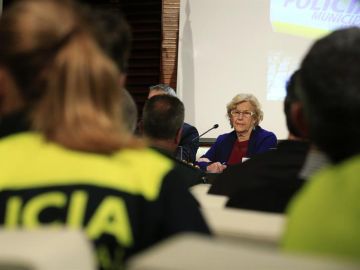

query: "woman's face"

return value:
[230, 101, 256, 136]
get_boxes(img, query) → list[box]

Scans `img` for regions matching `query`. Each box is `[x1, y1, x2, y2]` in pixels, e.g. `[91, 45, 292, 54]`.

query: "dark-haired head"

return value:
[284, 70, 302, 138]
[143, 95, 184, 140]
[299, 27, 360, 163]
[87, 7, 132, 73]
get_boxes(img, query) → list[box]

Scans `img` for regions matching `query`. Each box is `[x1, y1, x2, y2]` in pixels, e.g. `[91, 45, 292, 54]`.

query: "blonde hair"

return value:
[0, 0, 142, 153]
[226, 93, 264, 127]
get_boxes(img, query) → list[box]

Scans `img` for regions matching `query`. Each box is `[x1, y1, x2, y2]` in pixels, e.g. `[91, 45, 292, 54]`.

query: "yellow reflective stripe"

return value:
[0, 133, 173, 200]
[3, 192, 134, 246]
[4, 196, 22, 227]
[86, 196, 132, 246]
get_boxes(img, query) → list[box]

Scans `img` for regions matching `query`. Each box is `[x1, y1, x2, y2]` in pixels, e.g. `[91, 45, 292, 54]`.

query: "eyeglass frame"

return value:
[230, 110, 255, 118]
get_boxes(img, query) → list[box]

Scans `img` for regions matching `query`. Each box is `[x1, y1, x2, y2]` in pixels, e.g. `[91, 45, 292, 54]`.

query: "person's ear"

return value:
[291, 101, 309, 139]
[174, 127, 183, 145]
[118, 73, 126, 89]
[228, 115, 234, 128]
[0, 68, 10, 114]
[0, 67, 25, 115]
[251, 116, 257, 127]
[0, 67, 7, 96]
[137, 119, 144, 135]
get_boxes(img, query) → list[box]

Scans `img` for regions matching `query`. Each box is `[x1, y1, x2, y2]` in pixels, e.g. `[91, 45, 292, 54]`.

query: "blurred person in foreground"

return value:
[0, 1, 210, 269]
[282, 27, 360, 261]
[142, 95, 204, 187]
[87, 7, 138, 134]
[209, 71, 311, 213]
[197, 93, 277, 173]
[121, 88, 138, 133]
[147, 84, 200, 164]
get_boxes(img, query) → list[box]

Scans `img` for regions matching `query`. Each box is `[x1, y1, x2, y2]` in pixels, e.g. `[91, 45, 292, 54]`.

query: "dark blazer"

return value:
[176, 122, 199, 164]
[209, 140, 310, 213]
[196, 126, 277, 171]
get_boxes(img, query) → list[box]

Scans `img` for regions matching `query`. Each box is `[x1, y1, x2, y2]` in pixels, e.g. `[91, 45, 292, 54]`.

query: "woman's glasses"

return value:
[230, 110, 255, 118]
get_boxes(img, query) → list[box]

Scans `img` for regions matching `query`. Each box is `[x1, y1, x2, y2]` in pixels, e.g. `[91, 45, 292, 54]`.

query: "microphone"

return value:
[176, 124, 218, 164]
[191, 124, 219, 142]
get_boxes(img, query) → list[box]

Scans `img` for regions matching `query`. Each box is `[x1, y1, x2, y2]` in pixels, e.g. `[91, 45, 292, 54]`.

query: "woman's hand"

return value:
[206, 162, 227, 173]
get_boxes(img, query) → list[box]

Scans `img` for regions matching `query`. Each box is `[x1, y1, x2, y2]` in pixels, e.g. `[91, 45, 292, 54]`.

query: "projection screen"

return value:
[177, 0, 360, 139]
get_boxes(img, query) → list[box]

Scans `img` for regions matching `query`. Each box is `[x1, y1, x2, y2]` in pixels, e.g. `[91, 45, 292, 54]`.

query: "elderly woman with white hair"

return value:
[197, 94, 277, 173]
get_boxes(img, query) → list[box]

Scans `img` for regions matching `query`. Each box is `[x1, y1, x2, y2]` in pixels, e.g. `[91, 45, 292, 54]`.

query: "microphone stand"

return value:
[191, 124, 219, 142]
[176, 124, 219, 164]
[179, 124, 219, 164]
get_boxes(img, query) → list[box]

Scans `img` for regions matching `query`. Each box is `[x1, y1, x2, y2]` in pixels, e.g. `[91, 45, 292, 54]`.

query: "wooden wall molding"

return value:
[161, 0, 180, 91]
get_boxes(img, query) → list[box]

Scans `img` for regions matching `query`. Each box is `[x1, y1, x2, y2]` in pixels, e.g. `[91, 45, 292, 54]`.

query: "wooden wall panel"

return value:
[161, 0, 180, 91]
